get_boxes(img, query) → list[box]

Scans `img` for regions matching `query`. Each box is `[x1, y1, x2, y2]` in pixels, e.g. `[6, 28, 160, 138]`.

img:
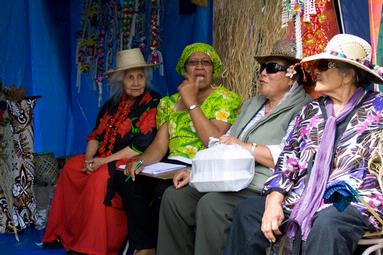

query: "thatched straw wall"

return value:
[213, 0, 287, 100]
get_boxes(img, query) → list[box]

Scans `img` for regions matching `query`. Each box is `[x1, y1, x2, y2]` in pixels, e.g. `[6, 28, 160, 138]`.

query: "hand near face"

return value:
[178, 73, 202, 108]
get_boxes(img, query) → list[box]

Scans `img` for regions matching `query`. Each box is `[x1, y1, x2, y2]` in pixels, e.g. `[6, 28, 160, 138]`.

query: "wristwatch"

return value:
[250, 142, 257, 152]
[188, 104, 199, 111]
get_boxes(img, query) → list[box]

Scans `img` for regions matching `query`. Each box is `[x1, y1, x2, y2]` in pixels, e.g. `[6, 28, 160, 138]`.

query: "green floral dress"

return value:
[157, 86, 241, 159]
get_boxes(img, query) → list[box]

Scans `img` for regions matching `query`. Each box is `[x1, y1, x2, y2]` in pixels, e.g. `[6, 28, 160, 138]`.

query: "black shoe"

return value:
[42, 240, 63, 249]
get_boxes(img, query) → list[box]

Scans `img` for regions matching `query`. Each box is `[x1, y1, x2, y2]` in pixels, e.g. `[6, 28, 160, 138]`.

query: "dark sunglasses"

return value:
[315, 60, 337, 72]
[260, 63, 288, 74]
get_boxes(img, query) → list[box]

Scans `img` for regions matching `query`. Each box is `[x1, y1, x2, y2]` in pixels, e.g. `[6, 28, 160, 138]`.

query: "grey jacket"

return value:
[230, 85, 311, 191]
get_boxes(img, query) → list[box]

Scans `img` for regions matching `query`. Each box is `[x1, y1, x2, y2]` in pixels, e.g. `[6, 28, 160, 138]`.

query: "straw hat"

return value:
[105, 48, 158, 75]
[301, 34, 383, 84]
[255, 39, 301, 64]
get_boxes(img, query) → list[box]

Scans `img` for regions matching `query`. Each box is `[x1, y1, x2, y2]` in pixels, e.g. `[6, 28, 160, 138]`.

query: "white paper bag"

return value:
[190, 140, 255, 192]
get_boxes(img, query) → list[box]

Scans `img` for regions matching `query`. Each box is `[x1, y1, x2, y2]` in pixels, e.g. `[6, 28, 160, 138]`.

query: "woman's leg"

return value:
[157, 185, 204, 255]
[194, 189, 258, 255]
[224, 195, 270, 255]
[303, 205, 372, 255]
[115, 174, 170, 251]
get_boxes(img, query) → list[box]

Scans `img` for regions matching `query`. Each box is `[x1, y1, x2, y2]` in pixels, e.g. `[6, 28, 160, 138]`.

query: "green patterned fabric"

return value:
[176, 43, 222, 78]
[156, 86, 241, 159]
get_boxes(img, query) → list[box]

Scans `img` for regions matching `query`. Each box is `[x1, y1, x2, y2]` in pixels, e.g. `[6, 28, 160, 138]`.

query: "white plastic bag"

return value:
[190, 138, 255, 192]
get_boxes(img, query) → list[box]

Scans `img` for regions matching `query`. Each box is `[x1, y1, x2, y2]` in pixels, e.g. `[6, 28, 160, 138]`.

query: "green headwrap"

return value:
[176, 43, 222, 78]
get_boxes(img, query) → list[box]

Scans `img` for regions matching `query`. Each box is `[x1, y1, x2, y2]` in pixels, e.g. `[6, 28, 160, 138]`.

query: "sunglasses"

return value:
[260, 63, 288, 74]
[187, 59, 213, 67]
[315, 60, 337, 72]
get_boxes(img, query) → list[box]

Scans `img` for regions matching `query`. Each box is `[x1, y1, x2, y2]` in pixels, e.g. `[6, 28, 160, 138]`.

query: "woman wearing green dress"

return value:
[114, 43, 241, 255]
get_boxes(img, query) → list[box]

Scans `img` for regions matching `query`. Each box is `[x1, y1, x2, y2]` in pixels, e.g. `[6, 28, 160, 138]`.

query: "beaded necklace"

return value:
[98, 95, 134, 157]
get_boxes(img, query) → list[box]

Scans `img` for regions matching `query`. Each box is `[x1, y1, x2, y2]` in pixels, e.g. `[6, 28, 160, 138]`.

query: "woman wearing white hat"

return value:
[225, 34, 383, 255]
[42, 48, 160, 255]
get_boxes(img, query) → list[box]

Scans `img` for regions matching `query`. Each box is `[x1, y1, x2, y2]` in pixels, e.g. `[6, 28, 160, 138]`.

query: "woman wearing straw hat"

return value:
[117, 43, 241, 255]
[42, 48, 160, 255]
[156, 39, 311, 255]
[225, 34, 383, 255]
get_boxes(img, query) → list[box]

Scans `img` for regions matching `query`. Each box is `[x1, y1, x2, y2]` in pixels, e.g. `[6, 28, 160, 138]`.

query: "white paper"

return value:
[118, 162, 186, 176]
[167, 156, 192, 165]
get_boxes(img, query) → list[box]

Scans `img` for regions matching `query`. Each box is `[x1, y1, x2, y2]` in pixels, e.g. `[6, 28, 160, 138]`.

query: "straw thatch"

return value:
[213, 0, 287, 100]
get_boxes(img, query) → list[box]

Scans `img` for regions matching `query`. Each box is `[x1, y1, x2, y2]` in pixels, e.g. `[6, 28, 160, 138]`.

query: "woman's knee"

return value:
[233, 196, 265, 221]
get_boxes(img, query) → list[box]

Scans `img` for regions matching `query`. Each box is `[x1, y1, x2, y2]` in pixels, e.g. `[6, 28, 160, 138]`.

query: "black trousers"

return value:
[224, 195, 372, 255]
[114, 172, 171, 250]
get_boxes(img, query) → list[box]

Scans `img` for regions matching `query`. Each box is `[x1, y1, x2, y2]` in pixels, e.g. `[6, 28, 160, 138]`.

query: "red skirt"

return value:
[42, 155, 128, 255]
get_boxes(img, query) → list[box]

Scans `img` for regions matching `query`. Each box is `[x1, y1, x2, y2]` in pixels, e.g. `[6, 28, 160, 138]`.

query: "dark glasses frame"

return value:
[187, 59, 213, 67]
[260, 62, 288, 74]
[315, 60, 337, 72]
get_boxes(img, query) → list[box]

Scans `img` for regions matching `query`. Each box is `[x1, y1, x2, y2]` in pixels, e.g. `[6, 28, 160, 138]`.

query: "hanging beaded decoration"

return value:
[76, 0, 162, 105]
[121, 0, 135, 49]
[133, 0, 147, 52]
[76, 0, 121, 106]
[148, 0, 163, 75]
[76, 0, 98, 87]
[281, 0, 318, 59]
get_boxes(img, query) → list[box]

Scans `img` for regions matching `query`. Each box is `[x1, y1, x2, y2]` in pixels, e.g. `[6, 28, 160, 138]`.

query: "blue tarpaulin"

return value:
[0, 0, 212, 157]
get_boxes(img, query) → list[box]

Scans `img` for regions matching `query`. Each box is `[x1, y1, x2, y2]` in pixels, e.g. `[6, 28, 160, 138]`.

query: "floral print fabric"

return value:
[156, 86, 241, 159]
[88, 90, 160, 155]
[264, 91, 383, 230]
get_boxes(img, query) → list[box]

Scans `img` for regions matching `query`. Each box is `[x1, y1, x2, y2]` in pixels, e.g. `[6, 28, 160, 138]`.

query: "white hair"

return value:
[109, 68, 153, 104]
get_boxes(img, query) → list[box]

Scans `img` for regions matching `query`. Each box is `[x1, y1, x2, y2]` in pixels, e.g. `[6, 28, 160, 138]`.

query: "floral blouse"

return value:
[264, 91, 383, 230]
[156, 86, 241, 159]
[88, 90, 160, 156]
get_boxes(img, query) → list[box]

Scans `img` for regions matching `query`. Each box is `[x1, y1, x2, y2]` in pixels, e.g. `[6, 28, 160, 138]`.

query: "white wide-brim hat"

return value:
[105, 48, 158, 75]
[301, 33, 383, 84]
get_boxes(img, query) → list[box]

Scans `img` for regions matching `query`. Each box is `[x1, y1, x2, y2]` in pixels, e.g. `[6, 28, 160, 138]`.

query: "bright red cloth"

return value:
[42, 155, 127, 255]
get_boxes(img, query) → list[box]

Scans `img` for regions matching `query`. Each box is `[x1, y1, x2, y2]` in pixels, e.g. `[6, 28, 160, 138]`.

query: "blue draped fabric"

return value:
[338, 0, 370, 43]
[0, 0, 212, 157]
[0, 0, 73, 157]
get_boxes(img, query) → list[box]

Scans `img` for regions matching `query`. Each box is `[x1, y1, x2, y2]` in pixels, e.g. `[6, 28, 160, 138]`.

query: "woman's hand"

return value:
[219, 135, 249, 149]
[178, 75, 202, 108]
[173, 169, 191, 189]
[124, 159, 144, 181]
[91, 157, 106, 170]
[83, 158, 94, 174]
[261, 192, 285, 243]
[83, 157, 106, 174]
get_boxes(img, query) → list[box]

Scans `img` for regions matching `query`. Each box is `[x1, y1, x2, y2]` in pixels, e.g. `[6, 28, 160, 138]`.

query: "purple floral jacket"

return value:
[264, 90, 383, 230]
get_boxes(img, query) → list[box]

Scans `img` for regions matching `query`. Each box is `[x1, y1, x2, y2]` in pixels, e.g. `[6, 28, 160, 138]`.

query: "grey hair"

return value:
[335, 61, 370, 87]
[109, 68, 153, 104]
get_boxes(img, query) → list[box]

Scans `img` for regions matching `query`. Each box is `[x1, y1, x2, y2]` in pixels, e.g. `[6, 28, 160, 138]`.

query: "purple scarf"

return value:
[286, 87, 365, 240]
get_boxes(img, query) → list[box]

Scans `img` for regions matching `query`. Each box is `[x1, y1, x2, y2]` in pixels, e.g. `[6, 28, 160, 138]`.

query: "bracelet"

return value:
[250, 142, 257, 152]
[188, 104, 199, 111]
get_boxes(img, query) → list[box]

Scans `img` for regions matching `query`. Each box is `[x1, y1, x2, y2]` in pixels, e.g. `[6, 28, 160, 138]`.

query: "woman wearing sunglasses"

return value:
[225, 34, 383, 255]
[157, 39, 311, 255]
